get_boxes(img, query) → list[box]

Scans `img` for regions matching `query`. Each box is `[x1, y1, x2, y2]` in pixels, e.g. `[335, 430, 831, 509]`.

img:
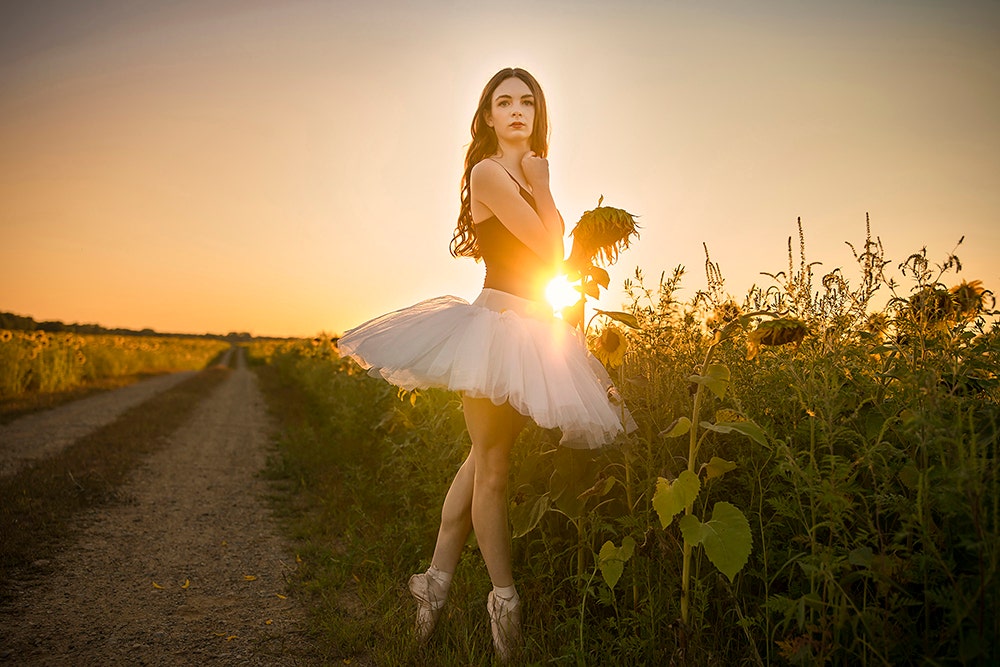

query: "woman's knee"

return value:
[474, 450, 511, 492]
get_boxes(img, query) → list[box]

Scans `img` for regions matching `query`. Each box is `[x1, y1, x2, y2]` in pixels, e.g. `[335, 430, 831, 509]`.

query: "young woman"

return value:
[337, 67, 631, 662]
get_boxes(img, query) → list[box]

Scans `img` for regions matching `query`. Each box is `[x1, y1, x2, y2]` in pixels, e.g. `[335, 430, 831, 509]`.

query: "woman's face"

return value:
[486, 76, 535, 144]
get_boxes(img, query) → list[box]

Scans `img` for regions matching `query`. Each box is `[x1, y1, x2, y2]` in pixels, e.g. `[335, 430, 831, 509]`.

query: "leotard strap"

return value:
[487, 158, 531, 195]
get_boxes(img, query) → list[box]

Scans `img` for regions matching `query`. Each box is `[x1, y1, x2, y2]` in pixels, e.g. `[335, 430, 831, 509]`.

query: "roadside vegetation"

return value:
[0, 333, 229, 422]
[252, 219, 998, 665]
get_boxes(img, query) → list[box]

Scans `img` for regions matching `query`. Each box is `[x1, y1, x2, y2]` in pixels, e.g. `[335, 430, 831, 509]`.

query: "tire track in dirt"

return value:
[0, 348, 317, 666]
[0, 372, 199, 478]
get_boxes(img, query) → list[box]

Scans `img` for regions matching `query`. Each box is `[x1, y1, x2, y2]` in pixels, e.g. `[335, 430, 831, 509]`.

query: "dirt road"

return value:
[0, 349, 317, 665]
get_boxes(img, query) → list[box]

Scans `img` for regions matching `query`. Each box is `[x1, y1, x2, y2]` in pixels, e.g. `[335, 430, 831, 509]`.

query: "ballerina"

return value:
[337, 66, 632, 662]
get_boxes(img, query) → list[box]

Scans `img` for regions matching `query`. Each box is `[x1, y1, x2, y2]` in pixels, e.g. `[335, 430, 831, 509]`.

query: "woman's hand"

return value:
[521, 152, 550, 190]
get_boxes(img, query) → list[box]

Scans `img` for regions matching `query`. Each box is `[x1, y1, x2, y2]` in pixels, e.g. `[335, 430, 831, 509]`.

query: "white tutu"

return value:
[337, 288, 634, 449]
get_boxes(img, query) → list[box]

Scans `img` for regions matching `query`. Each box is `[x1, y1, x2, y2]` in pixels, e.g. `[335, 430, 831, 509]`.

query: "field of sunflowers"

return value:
[0, 330, 229, 399]
[250, 216, 998, 665]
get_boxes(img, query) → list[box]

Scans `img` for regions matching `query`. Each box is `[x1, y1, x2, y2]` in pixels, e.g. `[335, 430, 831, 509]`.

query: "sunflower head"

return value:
[706, 300, 742, 330]
[592, 325, 628, 368]
[907, 286, 955, 324]
[568, 198, 640, 270]
[746, 318, 809, 360]
[863, 312, 890, 343]
[949, 279, 992, 321]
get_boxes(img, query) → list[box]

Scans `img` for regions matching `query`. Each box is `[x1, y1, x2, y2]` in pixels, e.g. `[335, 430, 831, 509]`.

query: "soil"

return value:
[0, 349, 318, 665]
[0, 371, 197, 477]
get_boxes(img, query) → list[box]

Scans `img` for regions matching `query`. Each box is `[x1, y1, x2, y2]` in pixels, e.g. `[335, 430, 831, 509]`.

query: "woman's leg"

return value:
[429, 452, 476, 574]
[462, 396, 526, 587]
[411, 453, 476, 641]
[463, 396, 527, 661]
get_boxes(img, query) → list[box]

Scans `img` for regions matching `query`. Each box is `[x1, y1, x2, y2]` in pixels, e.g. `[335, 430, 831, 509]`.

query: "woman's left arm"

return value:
[521, 152, 564, 259]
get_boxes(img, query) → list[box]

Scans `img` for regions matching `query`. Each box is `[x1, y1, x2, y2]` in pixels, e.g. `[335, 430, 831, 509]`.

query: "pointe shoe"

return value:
[487, 590, 522, 663]
[408, 572, 447, 641]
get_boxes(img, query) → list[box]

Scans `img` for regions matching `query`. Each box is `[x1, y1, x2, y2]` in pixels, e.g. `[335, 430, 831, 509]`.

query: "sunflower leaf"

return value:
[598, 536, 636, 590]
[702, 456, 737, 480]
[595, 309, 642, 329]
[699, 420, 769, 447]
[678, 502, 752, 582]
[588, 266, 611, 289]
[659, 416, 691, 438]
[688, 363, 731, 399]
[652, 470, 700, 528]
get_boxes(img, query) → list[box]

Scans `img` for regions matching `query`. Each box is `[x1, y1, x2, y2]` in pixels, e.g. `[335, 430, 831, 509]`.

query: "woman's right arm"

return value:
[470, 160, 564, 265]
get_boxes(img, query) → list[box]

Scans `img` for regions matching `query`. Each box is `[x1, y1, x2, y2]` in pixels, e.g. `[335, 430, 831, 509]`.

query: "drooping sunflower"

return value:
[592, 325, 628, 368]
[950, 279, 992, 321]
[567, 198, 640, 271]
[907, 285, 955, 324]
[746, 318, 809, 360]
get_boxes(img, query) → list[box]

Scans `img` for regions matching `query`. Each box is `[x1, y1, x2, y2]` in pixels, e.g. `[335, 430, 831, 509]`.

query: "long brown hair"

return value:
[450, 68, 549, 259]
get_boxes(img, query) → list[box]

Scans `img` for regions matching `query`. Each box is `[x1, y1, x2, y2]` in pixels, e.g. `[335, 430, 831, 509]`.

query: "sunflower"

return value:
[950, 280, 991, 321]
[0, 330, 12, 343]
[593, 325, 628, 368]
[746, 318, 809, 360]
[863, 312, 890, 343]
[907, 286, 955, 324]
[567, 198, 640, 271]
[706, 300, 742, 330]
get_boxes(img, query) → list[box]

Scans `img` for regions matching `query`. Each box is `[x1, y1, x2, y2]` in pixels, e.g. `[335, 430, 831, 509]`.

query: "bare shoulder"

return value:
[470, 159, 512, 193]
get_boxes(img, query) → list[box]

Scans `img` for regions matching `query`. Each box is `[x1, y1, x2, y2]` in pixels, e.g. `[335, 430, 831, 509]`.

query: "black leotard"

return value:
[473, 166, 552, 300]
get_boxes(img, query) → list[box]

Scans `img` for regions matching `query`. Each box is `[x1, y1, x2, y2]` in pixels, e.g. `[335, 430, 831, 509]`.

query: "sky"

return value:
[1, 0, 998, 338]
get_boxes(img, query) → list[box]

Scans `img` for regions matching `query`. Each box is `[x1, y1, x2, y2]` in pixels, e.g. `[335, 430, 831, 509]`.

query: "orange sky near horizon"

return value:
[2, 1, 998, 338]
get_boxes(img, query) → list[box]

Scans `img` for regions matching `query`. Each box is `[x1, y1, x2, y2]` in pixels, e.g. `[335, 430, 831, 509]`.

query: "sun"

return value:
[545, 275, 580, 313]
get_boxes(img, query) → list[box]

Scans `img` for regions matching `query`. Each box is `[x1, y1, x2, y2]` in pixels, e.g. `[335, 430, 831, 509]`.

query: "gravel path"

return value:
[0, 365, 210, 478]
[0, 348, 317, 665]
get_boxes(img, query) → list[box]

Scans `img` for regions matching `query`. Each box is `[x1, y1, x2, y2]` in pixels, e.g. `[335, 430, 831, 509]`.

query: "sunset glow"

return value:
[546, 275, 582, 314]
[1, 2, 997, 337]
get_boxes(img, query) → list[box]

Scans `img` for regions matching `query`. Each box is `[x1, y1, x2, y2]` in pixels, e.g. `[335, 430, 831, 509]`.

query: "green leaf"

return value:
[595, 309, 641, 329]
[699, 420, 769, 447]
[703, 456, 737, 480]
[659, 416, 691, 438]
[688, 363, 731, 399]
[652, 470, 700, 529]
[678, 502, 752, 582]
[848, 546, 873, 567]
[583, 280, 601, 299]
[510, 489, 551, 538]
[587, 266, 611, 289]
[598, 536, 636, 590]
[577, 475, 616, 502]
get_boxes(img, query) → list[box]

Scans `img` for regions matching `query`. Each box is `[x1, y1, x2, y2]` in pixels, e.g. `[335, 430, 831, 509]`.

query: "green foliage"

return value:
[256, 219, 999, 665]
[598, 536, 636, 589]
[653, 471, 700, 529]
[678, 502, 752, 582]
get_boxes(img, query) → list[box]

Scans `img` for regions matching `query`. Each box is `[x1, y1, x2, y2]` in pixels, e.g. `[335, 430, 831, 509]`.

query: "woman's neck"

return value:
[493, 138, 530, 167]
[492, 145, 529, 180]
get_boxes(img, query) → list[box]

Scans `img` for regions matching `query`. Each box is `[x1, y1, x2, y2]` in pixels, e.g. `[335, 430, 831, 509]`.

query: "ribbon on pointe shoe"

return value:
[487, 587, 522, 663]
[408, 569, 450, 641]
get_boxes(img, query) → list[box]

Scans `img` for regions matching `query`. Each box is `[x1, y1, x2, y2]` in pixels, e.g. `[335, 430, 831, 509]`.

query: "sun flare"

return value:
[545, 275, 580, 314]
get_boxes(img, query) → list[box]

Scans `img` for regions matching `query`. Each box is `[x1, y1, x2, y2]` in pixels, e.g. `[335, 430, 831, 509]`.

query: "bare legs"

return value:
[414, 396, 526, 659]
[429, 396, 526, 583]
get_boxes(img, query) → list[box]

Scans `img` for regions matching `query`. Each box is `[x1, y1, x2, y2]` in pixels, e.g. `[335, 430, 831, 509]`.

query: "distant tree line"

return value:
[0, 311, 262, 342]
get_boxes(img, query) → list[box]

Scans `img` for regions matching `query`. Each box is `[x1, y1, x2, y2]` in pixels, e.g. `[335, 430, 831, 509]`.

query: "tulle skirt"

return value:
[337, 288, 634, 449]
